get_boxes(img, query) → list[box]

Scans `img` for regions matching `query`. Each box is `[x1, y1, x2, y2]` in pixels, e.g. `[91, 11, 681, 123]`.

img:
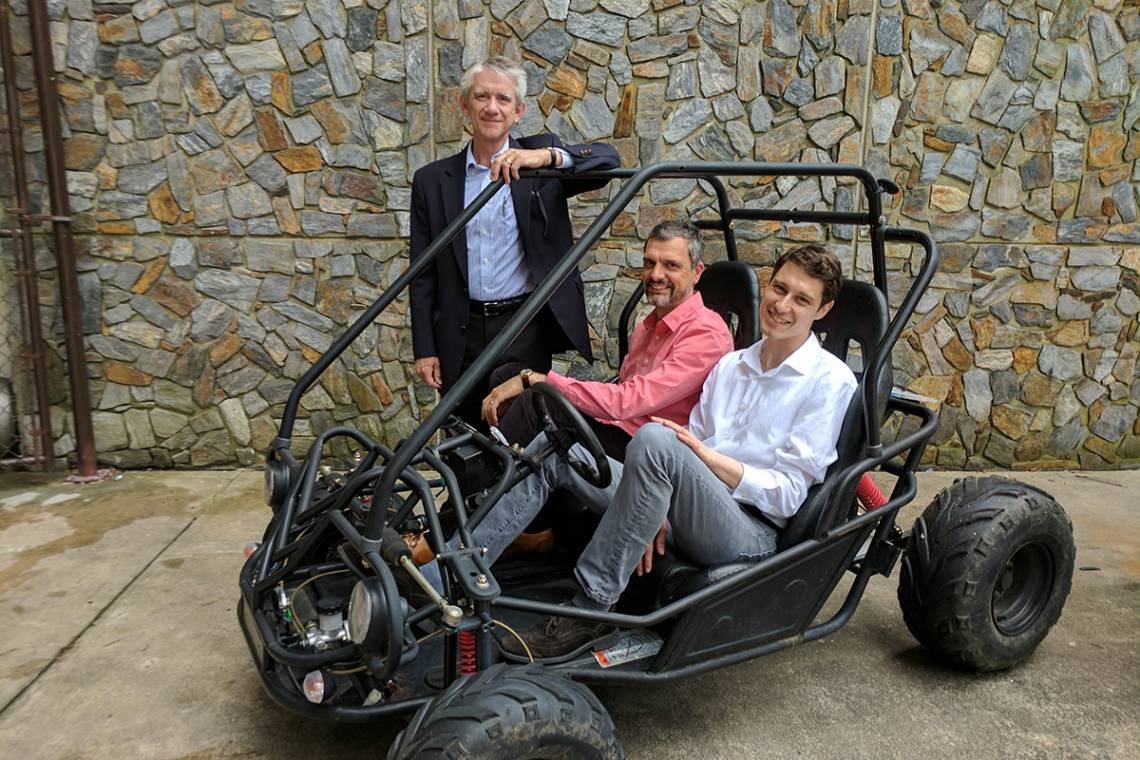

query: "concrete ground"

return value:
[0, 468, 1136, 759]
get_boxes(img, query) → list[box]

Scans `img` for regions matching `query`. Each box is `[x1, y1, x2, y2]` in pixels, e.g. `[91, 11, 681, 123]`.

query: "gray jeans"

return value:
[453, 423, 778, 608]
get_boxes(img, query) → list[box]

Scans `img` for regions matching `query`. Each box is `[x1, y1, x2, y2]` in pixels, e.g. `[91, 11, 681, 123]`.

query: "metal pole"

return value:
[0, 0, 53, 468]
[25, 0, 96, 476]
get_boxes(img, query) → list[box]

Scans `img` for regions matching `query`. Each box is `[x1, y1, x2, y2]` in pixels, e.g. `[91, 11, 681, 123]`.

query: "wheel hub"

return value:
[992, 541, 1055, 637]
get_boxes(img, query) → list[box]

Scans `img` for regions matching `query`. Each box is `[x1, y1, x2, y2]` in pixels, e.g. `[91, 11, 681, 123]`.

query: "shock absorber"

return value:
[857, 473, 887, 510]
[457, 630, 477, 676]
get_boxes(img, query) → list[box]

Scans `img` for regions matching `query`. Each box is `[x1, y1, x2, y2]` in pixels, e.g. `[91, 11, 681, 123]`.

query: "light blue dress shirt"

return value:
[464, 140, 572, 302]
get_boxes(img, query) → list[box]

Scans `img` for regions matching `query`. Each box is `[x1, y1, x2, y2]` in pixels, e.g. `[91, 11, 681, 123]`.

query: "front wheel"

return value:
[388, 664, 623, 759]
[898, 476, 1075, 672]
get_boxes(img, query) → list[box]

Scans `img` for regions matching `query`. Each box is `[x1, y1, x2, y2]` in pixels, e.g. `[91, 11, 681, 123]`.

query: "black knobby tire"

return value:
[898, 476, 1075, 672]
[387, 664, 623, 760]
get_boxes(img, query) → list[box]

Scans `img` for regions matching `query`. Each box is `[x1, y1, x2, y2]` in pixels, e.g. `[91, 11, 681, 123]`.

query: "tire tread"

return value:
[898, 476, 1075, 671]
[389, 663, 622, 760]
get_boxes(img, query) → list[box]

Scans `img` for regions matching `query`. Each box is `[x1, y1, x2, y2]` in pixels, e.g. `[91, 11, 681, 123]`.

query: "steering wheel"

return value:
[529, 382, 612, 489]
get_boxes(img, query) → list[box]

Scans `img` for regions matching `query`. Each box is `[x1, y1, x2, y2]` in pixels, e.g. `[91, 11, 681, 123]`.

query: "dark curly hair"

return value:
[771, 244, 842, 306]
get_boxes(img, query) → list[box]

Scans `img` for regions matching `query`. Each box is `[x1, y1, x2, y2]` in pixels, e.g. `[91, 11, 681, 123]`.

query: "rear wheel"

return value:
[388, 664, 622, 759]
[898, 476, 1075, 672]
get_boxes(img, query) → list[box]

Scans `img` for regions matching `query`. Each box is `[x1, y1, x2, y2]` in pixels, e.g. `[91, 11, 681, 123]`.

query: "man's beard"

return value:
[645, 281, 674, 307]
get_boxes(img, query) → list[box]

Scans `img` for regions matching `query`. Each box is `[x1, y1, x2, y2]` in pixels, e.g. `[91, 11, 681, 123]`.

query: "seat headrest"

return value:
[812, 279, 889, 368]
[779, 279, 892, 550]
[694, 260, 760, 350]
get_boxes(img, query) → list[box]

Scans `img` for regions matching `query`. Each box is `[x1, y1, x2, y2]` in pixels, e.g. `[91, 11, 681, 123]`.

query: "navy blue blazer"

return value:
[409, 133, 620, 390]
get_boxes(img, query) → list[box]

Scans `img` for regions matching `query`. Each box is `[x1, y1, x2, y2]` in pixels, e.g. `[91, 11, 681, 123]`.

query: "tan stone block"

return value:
[255, 109, 289, 151]
[572, 39, 611, 66]
[971, 316, 996, 350]
[148, 182, 180, 224]
[636, 204, 685, 239]
[1050, 320, 1088, 347]
[65, 133, 108, 171]
[1122, 248, 1140, 274]
[967, 34, 1002, 74]
[632, 60, 669, 78]
[538, 89, 573, 115]
[844, 65, 864, 122]
[939, 7, 971, 44]
[131, 260, 166, 295]
[1021, 111, 1056, 153]
[1053, 183, 1077, 217]
[209, 334, 244, 367]
[97, 221, 135, 234]
[302, 40, 323, 64]
[1012, 346, 1039, 375]
[993, 405, 1032, 439]
[150, 273, 201, 316]
[1098, 164, 1131, 186]
[96, 163, 118, 190]
[99, 16, 139, 43]
[273, 197, 301, 235]
[271, 72, 293, 116]
[371, 374, 393, 405]
[931, 184, 969, 212]
[310, 100, 351, 143]
[275, 146, 323, 172]
[942, 338, 972, 371]
[1084, 435, 1120, 464]
[907, 374, 954, 403]
[924, 134, 956, 153]
[546, 64, 587, 98]
[614, 85, 635, 139]
[941, 372, 961, 407]
[1010, 281, 1058, 308]
[1031, 223, 1057, 244]
[106, 361, 153, 386]
[1015, 431, 1048, 461]
[1088, 123, 1126, 169]
[872, 55, 894, 98]
[837, 132, 861, 166]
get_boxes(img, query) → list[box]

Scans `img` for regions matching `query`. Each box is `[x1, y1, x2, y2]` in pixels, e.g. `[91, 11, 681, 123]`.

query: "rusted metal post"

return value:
[0, 0, 54, 469]
[25, 0, 96, 476]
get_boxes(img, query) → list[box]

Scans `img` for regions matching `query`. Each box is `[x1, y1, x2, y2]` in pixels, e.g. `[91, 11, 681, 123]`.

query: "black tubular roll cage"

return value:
[247, 161, 940, 712]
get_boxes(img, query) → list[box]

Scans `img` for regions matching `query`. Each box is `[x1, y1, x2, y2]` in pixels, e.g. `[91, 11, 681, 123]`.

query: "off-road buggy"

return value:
[238, 162, 1076, 758]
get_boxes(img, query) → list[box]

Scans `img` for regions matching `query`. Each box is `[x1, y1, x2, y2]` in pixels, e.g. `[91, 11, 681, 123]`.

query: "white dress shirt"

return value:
[688, 332, 858, 527]
[464, 139, 572, 301]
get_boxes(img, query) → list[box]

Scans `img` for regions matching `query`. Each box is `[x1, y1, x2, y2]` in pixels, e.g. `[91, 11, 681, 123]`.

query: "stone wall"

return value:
[0, 0, 1137, 469]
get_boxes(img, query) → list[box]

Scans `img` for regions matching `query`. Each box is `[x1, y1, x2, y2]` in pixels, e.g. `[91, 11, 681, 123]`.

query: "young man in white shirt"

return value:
[500, 244, 858, 661]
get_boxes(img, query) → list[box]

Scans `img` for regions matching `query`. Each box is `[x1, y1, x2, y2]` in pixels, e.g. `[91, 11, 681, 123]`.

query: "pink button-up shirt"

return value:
[545, 291, 734, 435]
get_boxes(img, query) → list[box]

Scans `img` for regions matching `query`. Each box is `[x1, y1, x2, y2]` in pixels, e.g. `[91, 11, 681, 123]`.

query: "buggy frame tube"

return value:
[361, 162, 890, 544]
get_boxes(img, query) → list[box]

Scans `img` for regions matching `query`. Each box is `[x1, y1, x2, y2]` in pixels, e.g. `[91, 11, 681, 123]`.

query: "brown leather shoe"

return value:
[500, 611, 618, 663]
[401, 532, 435, 565]
[500, 528, 555, 560]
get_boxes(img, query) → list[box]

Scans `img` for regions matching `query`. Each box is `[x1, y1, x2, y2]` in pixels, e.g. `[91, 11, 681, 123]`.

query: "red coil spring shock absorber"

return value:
[458, 630, 477, 676]
[857, 473, 887, 510]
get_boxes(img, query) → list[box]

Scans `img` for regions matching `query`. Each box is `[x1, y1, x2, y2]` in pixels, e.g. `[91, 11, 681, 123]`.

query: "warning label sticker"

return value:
[593, 631, 664, 668]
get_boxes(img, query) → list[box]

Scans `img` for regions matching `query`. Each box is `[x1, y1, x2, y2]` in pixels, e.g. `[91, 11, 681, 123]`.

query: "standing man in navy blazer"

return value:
[409, 56, 620, 426]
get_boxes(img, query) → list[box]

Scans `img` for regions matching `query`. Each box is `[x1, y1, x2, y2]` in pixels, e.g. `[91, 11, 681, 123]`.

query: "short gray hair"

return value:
[460, 56, 527, 105]
[647, 220, 703, 267]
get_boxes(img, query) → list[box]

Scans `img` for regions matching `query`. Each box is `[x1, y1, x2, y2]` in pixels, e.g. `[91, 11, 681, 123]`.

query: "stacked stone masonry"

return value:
[0, 0, 1136, 469]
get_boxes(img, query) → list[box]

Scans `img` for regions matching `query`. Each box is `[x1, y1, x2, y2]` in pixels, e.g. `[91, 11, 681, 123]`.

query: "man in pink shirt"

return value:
[480, 220, 734, 461]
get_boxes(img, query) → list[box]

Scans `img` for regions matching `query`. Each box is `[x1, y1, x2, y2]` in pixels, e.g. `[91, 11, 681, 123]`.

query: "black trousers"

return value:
[489, 363, 633, 462]
[451, 303, 557, 429]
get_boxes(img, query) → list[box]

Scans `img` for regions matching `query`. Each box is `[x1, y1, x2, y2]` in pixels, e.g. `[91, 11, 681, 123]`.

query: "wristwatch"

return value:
[520, 368, 534, 388]
[547, 147, 561, 168]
